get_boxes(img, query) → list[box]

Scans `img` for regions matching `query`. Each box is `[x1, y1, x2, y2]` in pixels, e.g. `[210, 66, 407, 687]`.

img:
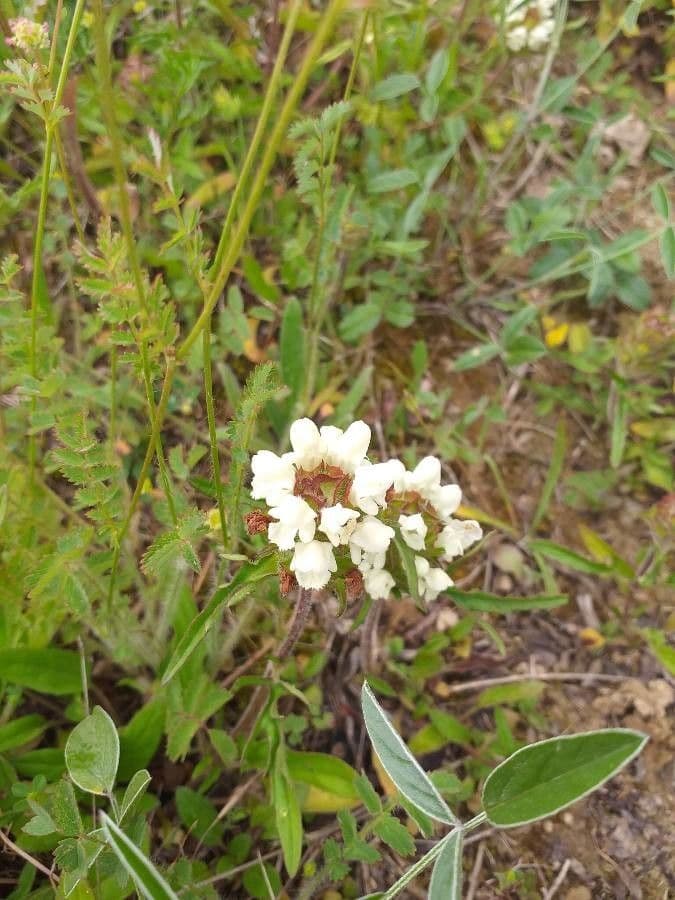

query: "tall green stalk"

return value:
[201, 0, 303, 554]
[300, 10, 368, 411]
[178, 0, 346, 362]
[28, 0, 88, 482]
[91, 0, 177, 526]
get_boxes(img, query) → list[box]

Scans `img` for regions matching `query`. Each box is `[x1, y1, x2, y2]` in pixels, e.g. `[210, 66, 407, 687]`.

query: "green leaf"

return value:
[371, 74, 420, 102]
[0, 714, 46, 753]
[65, 706, 119, 795]
[118, 697, 166, 782]
[279, 297, 306, 399]
[175, 787, 223, 846]
[482, 729, 648, 827]
[453, 343, 500, 372]
[161, 554, 278, 684]
[531, 418, 567, 531]
[339, 303, 382, 342]
[528, 539, 613, 576]
[426, 48, 450, 95]
[361, 683, 456, 824]
[660, 226, 675, 279]
[120, 770, 152, 821]
[448, 589, 567, 613]
[373, 815, 416, 856]
[286, 750, 360, 801]
[100, 812, 178, 900]
[429, 829, 463, 900]
[651, 183, 671, 220]
[394, 535, 420, 606]
[476, 681, 544, 709]
[643, 628, 675, 677]
[503, 334, 547, 367]
[272, 746, 303, 877]
[0, 648, 83, 695]
[368, 169, 419, 194]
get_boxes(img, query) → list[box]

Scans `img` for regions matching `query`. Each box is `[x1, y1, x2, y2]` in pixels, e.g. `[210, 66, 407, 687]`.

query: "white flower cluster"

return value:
[249, 419, 482, 603]
[503, 0, 556, 52]
[7, 17, 49, 52]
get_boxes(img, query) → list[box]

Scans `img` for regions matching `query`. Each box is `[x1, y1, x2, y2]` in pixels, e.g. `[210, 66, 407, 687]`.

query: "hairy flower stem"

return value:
[29, 0, 87, 483]
[233, 588, 315, 738]
[360, 595, 382, 672]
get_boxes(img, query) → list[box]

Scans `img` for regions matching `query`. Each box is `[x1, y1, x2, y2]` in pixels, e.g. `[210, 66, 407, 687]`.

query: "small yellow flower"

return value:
[132, 0, 147, 13]
[82, 11, 94, 28]
[205, 507, 223, 531]
[545, 322, 569, 348]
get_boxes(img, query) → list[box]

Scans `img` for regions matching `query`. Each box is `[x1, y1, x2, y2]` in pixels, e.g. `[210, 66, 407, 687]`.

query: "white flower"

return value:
[349, 516, 395, 564]
[398, 513, 428, 551]
[506, 2, 527, 24]
[437, 519, 483, 560]
[357, 550, 387, 573]
[321, 420, 371, 473]
[290, 540, 337, 590]
[536, 0, 556, 16]
[404, 456, 442, 499]
[506, 25, 528, 50]
[250, 450, 295, 505]
[290, 417, 324, 469]
[318, 503, 359, 547]
[415, 556, 453, 602]
[364, 567, 395, 600]
[351, 459, 404, 514]
[267, 495, 316, 550]
[528, 18, 554, 49]
[432, 483, 462, 519]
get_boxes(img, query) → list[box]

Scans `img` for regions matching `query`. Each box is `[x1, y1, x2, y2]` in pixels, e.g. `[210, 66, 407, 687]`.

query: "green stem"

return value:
[203, 326, 228, 551]
[300, 10, 367, 411]
[107, 356, 177, 608]
[92, 0, 178, 525]
[178, 0, 346, 362]
[381, 813, 486, 899]
[28, 0, 88, 482]
[209, 0, 303, 283]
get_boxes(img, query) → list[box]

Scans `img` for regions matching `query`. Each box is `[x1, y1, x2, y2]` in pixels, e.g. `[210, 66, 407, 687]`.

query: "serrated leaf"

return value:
[361, 683, 456, 824]
[429, 828, 463, 900]
[100, 812, 178, 900]
[482, 729, 648, 827]
[373, 815, 415, 856]
[65, 706, 119, 795]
